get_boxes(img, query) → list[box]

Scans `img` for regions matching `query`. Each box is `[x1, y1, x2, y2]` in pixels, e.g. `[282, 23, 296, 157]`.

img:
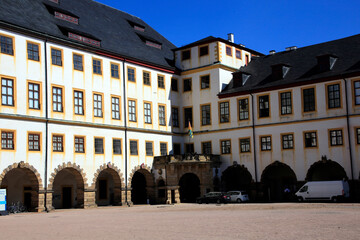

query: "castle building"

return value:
[0, 0, 359, 211]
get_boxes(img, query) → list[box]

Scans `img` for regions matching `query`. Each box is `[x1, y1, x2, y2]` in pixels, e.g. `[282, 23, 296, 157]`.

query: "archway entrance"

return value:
[52, 168, 84, 209]
[131, 169, 154, 204]
[261, 161, 297, 202]
[179, 173, 200, 203]
[96, 168, 122, 206]
[306, 159, 347, 181]
[0, 168, 39, 211]
[157, 179, 166, 204]
[221, 165, 252, 192]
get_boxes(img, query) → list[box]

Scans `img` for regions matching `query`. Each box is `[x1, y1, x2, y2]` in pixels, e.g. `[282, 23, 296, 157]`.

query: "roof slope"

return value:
[220, 34, 360, 96]
[0, 0, 176, 69]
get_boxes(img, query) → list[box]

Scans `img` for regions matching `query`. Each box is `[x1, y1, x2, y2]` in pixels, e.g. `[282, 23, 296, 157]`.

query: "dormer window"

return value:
[55, 12, 79, 24]
[146, 40, 161, 49]
[49, 0, 59, 3]
[271, 64, 290, 80]
[68, 32, 101, 47]
[232, 71, 251, 87]
[317, 54, 338, 72]
[199, 46, 209, 56]
[128, 20, 145, 32]
[182, 50, 190, 61]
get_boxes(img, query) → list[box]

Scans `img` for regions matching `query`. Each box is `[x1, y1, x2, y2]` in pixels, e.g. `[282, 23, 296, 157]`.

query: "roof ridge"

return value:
[91, 0, 141, 20]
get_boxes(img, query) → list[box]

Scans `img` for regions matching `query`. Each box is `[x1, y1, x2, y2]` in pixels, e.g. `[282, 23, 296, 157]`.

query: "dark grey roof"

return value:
[0, 0, 176, 69]
[219, 34, 360, 97]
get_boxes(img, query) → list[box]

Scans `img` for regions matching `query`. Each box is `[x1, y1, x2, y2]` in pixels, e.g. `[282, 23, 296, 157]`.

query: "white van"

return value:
[295, 180, 349, 202]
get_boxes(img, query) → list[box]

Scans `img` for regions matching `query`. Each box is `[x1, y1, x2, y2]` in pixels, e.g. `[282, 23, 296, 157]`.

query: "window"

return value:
[238, 98, 249, 120]
[236, 49, 241, 59]
[68, 32, 100, 47]
[261, 136, 271, 151]
[73, 54, 83, 71]
[303, 88, 315, 112]
[1, 78, 14, 106]
[143, 71, 150, 86]
[219, 101, 230, 123]
[128, 100, 136, 122]
[93, 59, 102, 74]
[160, 143, 167, 156]
[354, 81, 360, 105]
[130, 140, 138, 155]
[113, 139, 121, 155]
[74, 91, 84, 115]
[181, 50, 190, 60]
[27, 43, 39, 61]
[144, 102, 152, 124]
[357, 128, 360, 144]
[171, 78, 178, 91]
[52, 135, 63, 152]
[74, 136, 85, 153]
[172, 107, 179, 127]
[259, 95, 270, 118]
[221, 140, 231, 154]
[327, 84, 341, 108]
[173, 143, 181, 155]
[245, 54, 249, 65]
[94, 138, 104, 154]
[185, 143, 194, 153]
[226, 46, 232, 56]
[240, 138, 250, 153]
[201, 104, 211, 126]
[1, 131, 14, 150]
[159, 105, 166, 126]
[145, 141, 153, 156]
[202, 142, 212, 155]
[28, 133, 40, 151]
[280, 92, 292, 115]
[52, 87, 63, 112]
[111, 64, 119, 79]
[0, 35, 14, 55]
[199, 46, 208, 56]
[27, 82, 40, 110]
[304, 132, 317, 148]
[128, 67, 135, 82]
[54, 12, 79, 24]
[184, 107, 193, 128]
[200, 75, 210, 89]
[158, 75, 165, 89]
[183, 78, 192, 92]
[51, 48, 62, 66]
[282, 134, 294, 149]
[111, 97, 120, 120]
[329, 130, 343, 146]
[93, 94, 103, 117]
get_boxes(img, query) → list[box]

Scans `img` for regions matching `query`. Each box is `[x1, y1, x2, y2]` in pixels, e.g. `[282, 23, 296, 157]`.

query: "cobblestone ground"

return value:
[0, 203, 360, 240]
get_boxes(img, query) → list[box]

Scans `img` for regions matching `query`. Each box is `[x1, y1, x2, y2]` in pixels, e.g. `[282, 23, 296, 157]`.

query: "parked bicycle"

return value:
[7, 201, 27, 214]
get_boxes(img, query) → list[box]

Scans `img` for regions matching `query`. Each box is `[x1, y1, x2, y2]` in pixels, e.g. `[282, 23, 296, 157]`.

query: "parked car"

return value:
[226, 191, 249, 203]
[196, 192, 230, 204]
[295, 180, 350, 202]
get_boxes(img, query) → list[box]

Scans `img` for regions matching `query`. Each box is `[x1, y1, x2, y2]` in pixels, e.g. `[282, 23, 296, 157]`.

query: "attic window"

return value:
[317, 54, 338, 72]
[134, 25, 145, 32]
[49, 0, 59, 3]
[68, 32, 101, 47]
[272, 64, 290, 80]
[55, 12, 79, 24]
[146, 40, 162, 49]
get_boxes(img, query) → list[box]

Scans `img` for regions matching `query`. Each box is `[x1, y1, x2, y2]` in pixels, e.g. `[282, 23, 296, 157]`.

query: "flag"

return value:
[188, 121, 193, 138]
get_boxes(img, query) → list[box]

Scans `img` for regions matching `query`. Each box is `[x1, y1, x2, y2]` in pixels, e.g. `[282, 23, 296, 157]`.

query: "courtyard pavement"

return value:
[0, 203, 359, 240]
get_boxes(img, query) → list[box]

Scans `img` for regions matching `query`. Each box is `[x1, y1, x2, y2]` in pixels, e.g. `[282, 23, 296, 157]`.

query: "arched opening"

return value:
[52, 168, 84, 209]
[306, 159, 347, 181]
[179, 173, 200, 203]
[96, 168, 122, 206]
[157, 179, 166, 204]
[221, 165, 252, 192]
[261, 161, 297, 202]
[0, 168, 39, 211]
[131, 169, 154, 204]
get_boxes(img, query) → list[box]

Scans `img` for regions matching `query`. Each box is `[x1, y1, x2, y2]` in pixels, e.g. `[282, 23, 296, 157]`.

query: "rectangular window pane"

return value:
[1, 131, 15, 150]
[304, 132, 317, 147]
[220, 102, 230, 123]
[327, 84, 341, 108]
[74, 91, 84, 115]
[184, 108, 192, 127]
[74, 137, 85, 153]
[280, 92, 292, 115]
[158, 75, 165, 89]
[201, 105, 211, 125]
[129, 100, 136, 122]
[240, 138, 250, 153]
[93, 59, 102, 74]
[143, 72, 150, 85]
[51, 49, 62, 66]
[128, 68, 135, 82]
[303, 88, 315, 112]
[113, 139, 121, 154]
[159, 106, 166, 126]
[172, 108, 179, 127]
[184, 78, 192, 92]
[94, 94, 103, 117]
[171, 78, 178, 91]
[239, 98, 249, 120]
[202, 142, 212, 154]
[52, 87, 63, 112]
[144, 103, 152, 124]
[160, 143, 167, 156]
[200, 75, 210, 89]
[1, 36, 14, 55]
[27, 43, 39, 61]
[1, 78, 14, 106]
[52, 135, 63, 152]
[259, 95, 270, 117]
[146, 142, 153, 156]
[111, 64, 119, 78]
[130, 140, 138, 155]
[95, 138, 104, 154]
[73, 54, 83, 71]
[221, 140, 231, 154]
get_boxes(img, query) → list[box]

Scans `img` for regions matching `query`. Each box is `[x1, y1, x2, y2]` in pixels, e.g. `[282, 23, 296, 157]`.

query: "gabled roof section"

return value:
[174, 36, 264, 56]
[219, 34, 360, 97]
[0, 0, 176, 70]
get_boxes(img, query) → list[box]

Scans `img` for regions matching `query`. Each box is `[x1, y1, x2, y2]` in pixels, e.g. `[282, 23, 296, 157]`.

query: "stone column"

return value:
[37, 190, 45, 212]
[84, 189, 97, 208]
[45, 191, 54, 211]
[174, 188, 180, 204]
[166, 189, 171, 204]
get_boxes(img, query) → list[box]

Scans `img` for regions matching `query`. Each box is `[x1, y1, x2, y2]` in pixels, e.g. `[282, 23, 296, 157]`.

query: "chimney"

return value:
[228, 33, 234, 43]
[285, 46, 297, 51]
[269, 50, 276, 55]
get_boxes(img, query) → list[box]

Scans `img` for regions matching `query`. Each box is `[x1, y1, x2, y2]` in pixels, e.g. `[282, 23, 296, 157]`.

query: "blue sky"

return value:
[97, 0, 360, 54]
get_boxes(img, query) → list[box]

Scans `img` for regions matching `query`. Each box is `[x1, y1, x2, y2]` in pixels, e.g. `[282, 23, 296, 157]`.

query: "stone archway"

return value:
[306, 158, 347, 181]
[261, 161, 297, 202]
[0, 162, 44, 212]
[178, 173, 201, 203]
[156, 178, 167, 204]
[221, 164, 253, 192]
[128, 165, 155, 205]
[49, 162, 88, 209]
[92, 163, 124, 206]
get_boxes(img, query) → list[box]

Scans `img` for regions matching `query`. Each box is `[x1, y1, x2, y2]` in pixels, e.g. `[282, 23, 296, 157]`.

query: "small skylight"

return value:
[55, 12, 78, 24]
[128, 20, 145, 32]
[68, 32, 101, 47]
[146, 40, 162, 49]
